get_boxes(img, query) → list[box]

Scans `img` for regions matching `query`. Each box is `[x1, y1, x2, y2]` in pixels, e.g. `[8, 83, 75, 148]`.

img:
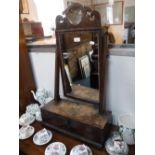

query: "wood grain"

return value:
[19, 15, 36, 114]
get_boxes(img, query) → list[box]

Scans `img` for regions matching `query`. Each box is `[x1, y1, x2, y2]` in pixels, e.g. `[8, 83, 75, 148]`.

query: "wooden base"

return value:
[41, 99, 112, 149]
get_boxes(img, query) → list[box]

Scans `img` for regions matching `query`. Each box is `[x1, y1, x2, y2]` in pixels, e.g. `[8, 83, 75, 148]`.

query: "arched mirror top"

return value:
[56, 3, 102, 30]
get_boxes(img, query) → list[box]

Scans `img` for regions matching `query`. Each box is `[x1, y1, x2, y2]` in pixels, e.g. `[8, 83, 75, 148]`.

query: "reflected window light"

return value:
[34, 0, 64, 36]
[108, 0, 114, 6]
[106, 6, 113, 24]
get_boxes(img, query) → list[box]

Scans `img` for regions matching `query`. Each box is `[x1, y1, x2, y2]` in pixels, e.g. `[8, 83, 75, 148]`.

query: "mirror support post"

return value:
[54, 32, 60, 101]
[98, 30, 104, 113]
[99, 30, 107, 114]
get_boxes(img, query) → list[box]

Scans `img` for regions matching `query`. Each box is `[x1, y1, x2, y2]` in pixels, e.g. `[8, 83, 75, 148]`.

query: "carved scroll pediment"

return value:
[56, 3, 101, 30]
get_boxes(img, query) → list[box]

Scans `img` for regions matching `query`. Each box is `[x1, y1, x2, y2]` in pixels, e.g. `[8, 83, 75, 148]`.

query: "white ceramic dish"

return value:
[33, 128, 52, 146]
[45, 142, 67, 155]
[19, 125, 35, 140]
[19, 113, 35, 126]
[31, 89, 53, 107]
[105, 138, 128, 155]
[70, 144, 92, 155]
[26, 103, 42, 122]
[35, 111, 42, 122]
[118, 114, 135, 145]
[31, 89, 48, 105]
[26, 103, 40, 115]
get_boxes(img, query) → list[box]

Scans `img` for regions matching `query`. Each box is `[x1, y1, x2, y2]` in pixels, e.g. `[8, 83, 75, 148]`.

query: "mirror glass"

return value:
[59, 31, 99, 103]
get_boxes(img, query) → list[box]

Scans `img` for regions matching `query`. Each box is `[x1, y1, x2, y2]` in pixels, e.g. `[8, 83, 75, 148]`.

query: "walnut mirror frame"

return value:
[54, 3, 108, 113]
[41, 3, 112, 148]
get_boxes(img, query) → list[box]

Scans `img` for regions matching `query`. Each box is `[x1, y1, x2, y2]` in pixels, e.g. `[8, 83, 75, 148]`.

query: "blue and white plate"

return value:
[19, 125, 35, 140]
[33, 128, 52, 146]
[70, 144, 92, 155]
[45, 142, 67, 155]
[19, 113, 35, 126]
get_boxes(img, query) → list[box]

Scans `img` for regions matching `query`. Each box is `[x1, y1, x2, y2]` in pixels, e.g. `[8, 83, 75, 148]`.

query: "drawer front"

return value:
[42, 110, 103, 143]
[69, 120, 103, 143]
[42, 109, 111, 146]
[42, 111, 69, 130]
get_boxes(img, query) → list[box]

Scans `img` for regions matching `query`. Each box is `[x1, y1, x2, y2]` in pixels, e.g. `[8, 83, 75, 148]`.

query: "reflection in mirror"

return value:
[60, 31, 99, 103]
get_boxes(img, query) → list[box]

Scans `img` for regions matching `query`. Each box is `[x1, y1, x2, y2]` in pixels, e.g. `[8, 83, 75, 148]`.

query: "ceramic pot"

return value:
[118, 114, 135, 145]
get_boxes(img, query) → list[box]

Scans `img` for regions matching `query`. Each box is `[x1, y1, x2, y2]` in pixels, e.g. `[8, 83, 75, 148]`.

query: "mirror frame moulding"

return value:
[54, 3, 108, 114]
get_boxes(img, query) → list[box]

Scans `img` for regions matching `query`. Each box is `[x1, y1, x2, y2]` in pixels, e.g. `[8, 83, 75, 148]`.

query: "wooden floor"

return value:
[19, 122, 135, 155]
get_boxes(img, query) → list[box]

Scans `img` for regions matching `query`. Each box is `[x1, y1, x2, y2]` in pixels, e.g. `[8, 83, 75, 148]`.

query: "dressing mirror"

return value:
[54, 3, 108, 113]
[60, 31, 99, 104]
[41, 3, 112, 147]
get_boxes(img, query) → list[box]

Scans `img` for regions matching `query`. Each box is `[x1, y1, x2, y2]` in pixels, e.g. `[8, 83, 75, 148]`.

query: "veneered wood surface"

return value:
[42, 99, 109, 129]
